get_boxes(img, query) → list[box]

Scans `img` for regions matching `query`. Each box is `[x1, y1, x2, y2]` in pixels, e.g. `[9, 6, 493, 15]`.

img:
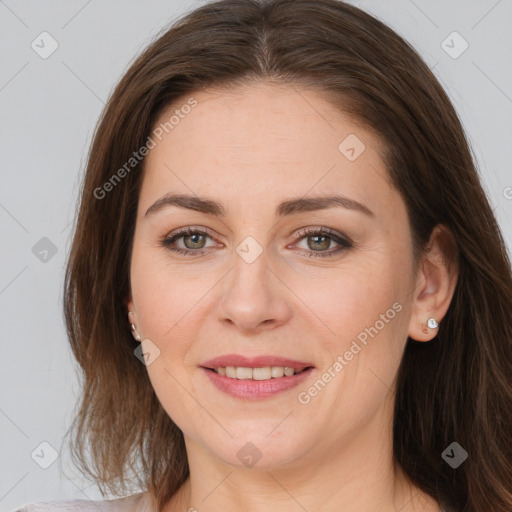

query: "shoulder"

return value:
[12, 491, 154, 512]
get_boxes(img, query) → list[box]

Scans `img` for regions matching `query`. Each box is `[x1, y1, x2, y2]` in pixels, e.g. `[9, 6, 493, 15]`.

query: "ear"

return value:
[126, 293, 141, 342]
[408, 224, 459, 342]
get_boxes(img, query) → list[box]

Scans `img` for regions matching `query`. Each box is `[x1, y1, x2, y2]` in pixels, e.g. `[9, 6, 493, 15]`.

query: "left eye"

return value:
[296, 234, 338, 251]
[291, 227, 353, 258]
[160, 227, 353, 258]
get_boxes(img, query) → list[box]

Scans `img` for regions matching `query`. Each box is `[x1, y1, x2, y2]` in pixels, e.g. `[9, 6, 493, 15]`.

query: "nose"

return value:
[215, 244, 293, 334]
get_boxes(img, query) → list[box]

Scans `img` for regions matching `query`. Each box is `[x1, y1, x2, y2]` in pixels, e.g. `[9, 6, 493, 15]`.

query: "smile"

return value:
[211, 366, 309, 380]
[200, 355, 314, 399]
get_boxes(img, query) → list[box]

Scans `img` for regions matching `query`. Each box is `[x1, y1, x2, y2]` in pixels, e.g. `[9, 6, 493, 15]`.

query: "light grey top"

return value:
[12, 492, 155, 512]
[13, 491, 447, 511]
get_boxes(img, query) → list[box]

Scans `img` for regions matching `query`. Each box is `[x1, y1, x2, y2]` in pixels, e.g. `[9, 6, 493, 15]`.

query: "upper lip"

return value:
[201, 354, 314, 371]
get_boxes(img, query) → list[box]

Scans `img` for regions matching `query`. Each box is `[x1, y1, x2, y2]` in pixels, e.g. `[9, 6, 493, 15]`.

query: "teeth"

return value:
[225, 366, 237, 378]
[253, 367, 271, 380]
[215, 366, 305, 380]
[271, 366, 284, 378]
[284, 367, 295, 377]
[236, 367, 253, 380]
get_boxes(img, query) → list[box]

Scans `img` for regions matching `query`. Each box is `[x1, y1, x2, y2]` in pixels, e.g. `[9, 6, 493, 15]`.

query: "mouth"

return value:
[200, 355, 316, 399]
[200, 354, 314, 379]
[203, 365, 314, 380]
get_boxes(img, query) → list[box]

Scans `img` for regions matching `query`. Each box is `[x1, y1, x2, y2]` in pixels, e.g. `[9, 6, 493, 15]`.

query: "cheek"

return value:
[130, 249, 211, 340]
[289, 257, 401, 343]
[131, 257, 205, 430]
[304, 257, 409, 404]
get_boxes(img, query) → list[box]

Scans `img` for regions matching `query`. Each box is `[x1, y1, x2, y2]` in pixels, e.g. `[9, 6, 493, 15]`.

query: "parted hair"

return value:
[63, 1, 512, 511]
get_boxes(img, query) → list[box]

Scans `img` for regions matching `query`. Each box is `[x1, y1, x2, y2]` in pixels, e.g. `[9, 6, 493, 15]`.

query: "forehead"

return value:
[138, 82, 396, 221]
[151, 81, 371, 154]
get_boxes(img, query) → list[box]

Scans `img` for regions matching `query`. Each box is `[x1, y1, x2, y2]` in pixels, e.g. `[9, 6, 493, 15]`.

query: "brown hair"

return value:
[62, 1, 512, 511]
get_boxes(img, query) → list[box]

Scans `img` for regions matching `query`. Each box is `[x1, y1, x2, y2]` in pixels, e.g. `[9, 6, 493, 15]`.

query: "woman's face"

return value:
[127, 82, 420, 470]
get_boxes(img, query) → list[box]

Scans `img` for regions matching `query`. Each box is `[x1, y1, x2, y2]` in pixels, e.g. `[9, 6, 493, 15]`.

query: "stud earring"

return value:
[128, 311, 142, 342]
[427, 318, 439, 329]
[130, 323, 142, 342]
[423, 317, 439, 334]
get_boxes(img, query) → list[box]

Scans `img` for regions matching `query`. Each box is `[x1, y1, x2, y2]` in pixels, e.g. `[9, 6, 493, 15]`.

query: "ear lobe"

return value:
[126, 296, 136, 323]
[126, 295, 142, 342]
[126, 294, 134, 315]
[407, 224, 459, 342]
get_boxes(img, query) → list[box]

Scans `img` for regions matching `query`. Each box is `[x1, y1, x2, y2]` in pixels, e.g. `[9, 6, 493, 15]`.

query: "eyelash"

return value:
[159, 226, 353, 258]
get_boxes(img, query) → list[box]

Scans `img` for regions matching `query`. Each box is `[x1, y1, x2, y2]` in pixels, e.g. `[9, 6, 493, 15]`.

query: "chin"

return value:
[205, 427, 307, 470]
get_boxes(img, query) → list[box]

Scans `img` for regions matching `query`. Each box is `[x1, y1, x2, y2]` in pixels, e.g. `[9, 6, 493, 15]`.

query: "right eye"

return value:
[160, 227, 220, 256]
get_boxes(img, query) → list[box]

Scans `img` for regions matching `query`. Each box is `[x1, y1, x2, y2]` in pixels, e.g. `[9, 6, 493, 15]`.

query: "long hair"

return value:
[62, 1, 512, 511]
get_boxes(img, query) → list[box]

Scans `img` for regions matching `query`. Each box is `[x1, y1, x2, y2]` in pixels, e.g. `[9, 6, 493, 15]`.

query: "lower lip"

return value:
[201, 367, 315, 399]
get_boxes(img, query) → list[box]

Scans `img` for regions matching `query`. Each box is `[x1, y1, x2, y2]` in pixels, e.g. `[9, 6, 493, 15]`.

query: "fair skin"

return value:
[127, 81, 458, 512]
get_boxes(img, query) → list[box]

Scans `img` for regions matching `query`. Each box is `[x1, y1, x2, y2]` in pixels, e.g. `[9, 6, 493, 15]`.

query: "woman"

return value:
[14, 0, 512, 511]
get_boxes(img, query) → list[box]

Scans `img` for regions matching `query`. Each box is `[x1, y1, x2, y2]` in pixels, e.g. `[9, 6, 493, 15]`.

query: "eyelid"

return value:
[178, 225, 218, 238]
[292, 225, 350, 241]
[161, 225, 352, 257]
[162, 226, 221, 249]
[163, 225, 349, 244]
[164, 225, 221, 242]
[289, 226, 353, 255]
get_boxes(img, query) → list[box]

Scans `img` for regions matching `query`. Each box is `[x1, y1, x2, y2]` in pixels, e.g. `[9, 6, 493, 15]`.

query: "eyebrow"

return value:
[144, 193, 375, 219]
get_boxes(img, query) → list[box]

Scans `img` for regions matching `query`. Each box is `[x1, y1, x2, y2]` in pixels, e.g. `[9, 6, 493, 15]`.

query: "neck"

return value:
[162, 393, 439, 512]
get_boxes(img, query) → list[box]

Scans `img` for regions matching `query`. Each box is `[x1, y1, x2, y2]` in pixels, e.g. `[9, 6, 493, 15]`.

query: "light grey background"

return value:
[1, 0, 511, 510]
